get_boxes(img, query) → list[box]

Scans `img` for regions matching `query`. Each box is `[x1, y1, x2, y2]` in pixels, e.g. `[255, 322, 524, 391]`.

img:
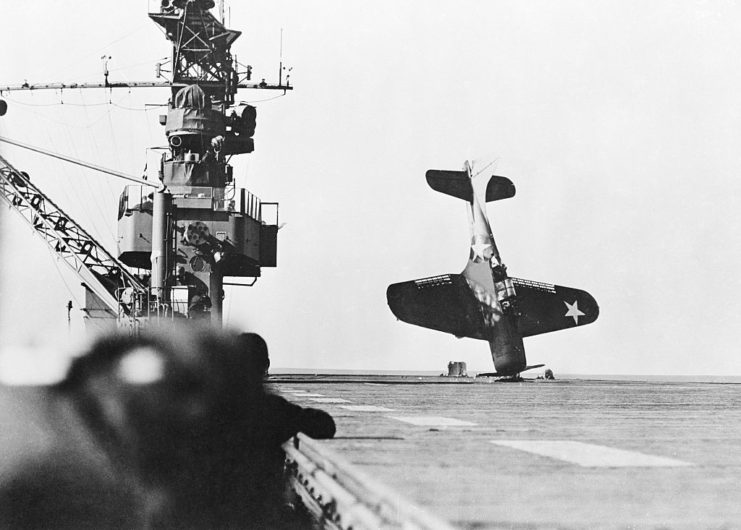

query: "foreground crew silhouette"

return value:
[0, 324, 335, 529]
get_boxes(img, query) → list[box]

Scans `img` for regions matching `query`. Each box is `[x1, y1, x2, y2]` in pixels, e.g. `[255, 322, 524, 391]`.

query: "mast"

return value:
[150, 191, 171, 315]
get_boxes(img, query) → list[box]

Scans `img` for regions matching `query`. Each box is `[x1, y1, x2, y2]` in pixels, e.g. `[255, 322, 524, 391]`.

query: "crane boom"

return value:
[0, 153, 146, 324]
[0, 135, 161, 190]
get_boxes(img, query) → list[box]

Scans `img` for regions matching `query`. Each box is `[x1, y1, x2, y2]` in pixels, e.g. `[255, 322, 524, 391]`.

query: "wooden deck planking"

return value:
[272, 377, 741, 528]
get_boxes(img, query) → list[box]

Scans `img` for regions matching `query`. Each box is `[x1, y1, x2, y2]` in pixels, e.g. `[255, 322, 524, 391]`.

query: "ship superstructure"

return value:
[0, 0, 291, 330]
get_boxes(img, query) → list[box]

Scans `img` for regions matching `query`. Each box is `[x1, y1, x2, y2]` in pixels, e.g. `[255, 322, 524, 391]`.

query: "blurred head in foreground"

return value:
[0, 323, 335, 529]
[61, 324, 265, 481]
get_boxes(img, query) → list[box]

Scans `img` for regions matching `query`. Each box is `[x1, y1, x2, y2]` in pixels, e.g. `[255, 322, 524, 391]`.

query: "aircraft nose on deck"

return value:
[489, 354, 527, 376]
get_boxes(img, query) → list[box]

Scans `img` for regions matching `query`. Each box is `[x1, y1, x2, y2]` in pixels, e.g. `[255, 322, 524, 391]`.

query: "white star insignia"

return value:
[470, 242, 491, 262]
[564, 300, 585, 325]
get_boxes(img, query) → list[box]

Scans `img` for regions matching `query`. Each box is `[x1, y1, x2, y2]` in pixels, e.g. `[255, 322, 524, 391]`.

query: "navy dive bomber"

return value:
[387, 162, 599, 377]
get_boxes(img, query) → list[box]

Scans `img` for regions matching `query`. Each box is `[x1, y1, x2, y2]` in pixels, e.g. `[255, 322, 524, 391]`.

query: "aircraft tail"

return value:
[425, 169, 516, 203]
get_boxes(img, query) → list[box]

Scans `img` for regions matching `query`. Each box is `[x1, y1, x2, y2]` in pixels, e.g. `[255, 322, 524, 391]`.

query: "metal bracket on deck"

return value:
[283, 433, 455, 530]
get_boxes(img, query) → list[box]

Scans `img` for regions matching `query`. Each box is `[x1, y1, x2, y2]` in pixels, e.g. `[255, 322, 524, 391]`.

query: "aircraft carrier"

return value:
[1, 3, 739, 529]
[273, 374, 741, 529]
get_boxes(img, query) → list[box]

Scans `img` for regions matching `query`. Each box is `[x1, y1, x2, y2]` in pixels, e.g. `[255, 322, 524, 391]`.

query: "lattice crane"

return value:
[0, 153, 147, 328]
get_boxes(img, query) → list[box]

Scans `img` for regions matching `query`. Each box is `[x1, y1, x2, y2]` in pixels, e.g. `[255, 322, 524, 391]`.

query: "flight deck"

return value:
[273, 375, 741, 529]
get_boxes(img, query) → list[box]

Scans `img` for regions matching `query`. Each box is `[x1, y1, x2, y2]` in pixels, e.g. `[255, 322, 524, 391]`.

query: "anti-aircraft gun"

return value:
[118, 82, 277, 323]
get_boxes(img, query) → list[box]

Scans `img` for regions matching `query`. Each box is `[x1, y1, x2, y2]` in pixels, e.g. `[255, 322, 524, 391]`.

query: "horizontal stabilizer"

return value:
[387, 274, 488, 340]
[512, 278, 599, 337]
[425, 170, 516, 203]
[484, 176, 516, 203]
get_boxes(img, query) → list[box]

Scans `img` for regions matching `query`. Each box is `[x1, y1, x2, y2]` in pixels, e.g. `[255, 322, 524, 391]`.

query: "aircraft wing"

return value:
[512, 278, 599, 337]
[386, 274, 489, 340]
[387, 274, 599, 341]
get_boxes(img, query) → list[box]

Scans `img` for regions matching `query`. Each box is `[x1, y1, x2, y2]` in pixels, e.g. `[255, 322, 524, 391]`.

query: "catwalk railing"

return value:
[283, 433, 455, 530]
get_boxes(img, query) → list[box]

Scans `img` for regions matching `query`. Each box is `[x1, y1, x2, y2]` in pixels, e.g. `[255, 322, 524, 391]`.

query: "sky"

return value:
[1, 0, 741, 375]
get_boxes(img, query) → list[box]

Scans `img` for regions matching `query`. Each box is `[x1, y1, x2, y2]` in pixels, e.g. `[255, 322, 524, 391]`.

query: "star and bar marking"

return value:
[470, 241, 492, 262]
[564, 300, 585, 325]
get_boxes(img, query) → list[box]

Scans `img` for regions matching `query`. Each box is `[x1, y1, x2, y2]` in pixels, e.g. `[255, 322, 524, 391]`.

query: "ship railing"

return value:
[115, 285, 210, 325]
[116, 287, 146, 323]
[119, 185, 153, 219]
[116, 288, 191, 325]
[238, 188, 262, 222]
[146, 300, 189, 321]
[283, 433, 455, 530]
